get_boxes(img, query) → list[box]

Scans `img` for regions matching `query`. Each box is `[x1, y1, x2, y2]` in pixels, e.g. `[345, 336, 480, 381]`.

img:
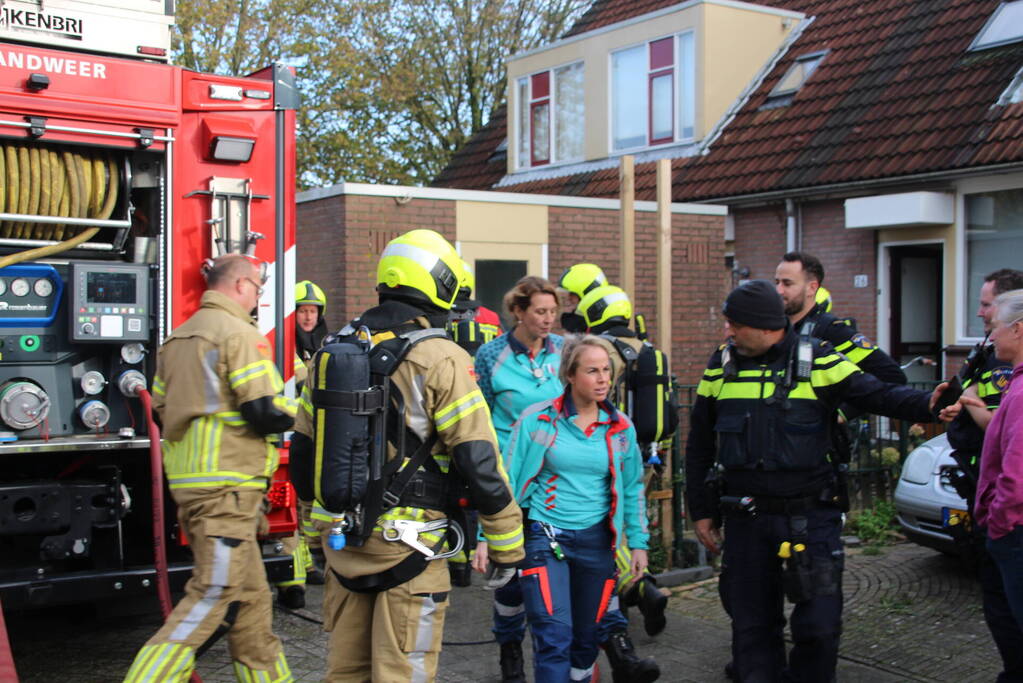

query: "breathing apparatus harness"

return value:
[308, 319, 468, 592]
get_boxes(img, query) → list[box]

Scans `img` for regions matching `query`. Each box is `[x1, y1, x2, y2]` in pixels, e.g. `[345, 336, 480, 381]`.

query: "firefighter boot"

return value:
[306, 547, 326, 585]
[277, 585, 306, 610]
[499, 641, 526, 683]
[623, 574, 668, 636]
[603, 631, 660, 683]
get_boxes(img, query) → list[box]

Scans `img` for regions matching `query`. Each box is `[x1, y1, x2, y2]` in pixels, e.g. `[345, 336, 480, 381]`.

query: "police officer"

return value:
[577, 284, 665, 682]
[775, 252, 906, 385]
[686, 280, 948, 683]
[943, 268, 1023, 682]
[275, 280, 330, 609]
[558, 263, 608, 333]
[291, 229, 524, 682]
[123, 254, 296, 683]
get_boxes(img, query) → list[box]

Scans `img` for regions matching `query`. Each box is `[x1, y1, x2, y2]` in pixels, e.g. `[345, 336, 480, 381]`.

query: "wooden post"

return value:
[619, 155, 635, 302]
[656, 158, 674, 566]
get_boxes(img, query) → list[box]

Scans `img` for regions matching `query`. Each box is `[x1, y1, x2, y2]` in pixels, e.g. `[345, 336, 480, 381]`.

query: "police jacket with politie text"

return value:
[291, 299, 524, 580]
[153, 290, 297, 506]
[685, 327, 933, 522]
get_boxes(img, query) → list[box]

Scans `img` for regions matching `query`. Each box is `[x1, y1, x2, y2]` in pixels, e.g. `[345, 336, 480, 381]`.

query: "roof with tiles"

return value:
[432, 0, 1023, 202]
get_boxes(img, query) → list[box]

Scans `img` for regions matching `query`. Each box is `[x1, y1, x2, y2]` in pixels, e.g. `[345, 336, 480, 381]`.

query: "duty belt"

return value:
[721, 492, 821, 515]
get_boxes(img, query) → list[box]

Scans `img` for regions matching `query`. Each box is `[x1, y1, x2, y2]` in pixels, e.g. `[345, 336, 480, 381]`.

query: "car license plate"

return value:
[942, 507, 969, 528]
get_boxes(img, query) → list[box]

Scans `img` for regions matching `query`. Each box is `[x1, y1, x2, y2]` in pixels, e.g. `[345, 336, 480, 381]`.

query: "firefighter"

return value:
[686, 280, 949, 683]
[291, 229, 524, 682]
[293, 279, 329, 387]
[558, 263, 607, 333]
[576, 285, 664, 682]
[775, 252, 906, 385]
[275, 280, 330, 609]
[448, 259, 503, 348]
[123, 254, 296, 683]
[941, 268, 1023, 681]
[445, 261, 503, 587]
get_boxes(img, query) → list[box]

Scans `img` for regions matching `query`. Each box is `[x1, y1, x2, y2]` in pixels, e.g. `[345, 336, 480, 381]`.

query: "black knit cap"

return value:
[722, 279, 787, 330]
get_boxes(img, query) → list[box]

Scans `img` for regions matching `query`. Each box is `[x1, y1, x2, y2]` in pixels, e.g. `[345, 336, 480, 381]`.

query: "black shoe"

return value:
[277, 585, 306, 610]
[449, 561, 472, 587]
[603, 631, 659, 683]
[305, 567, 325, 585]
[499, 641, 526, 683]
[623, 575, 668, 636]
[724, 660, 736, 680]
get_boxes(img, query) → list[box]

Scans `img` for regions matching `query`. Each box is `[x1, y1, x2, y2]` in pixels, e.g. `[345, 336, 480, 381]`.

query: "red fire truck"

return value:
[0, 0, 299, 620]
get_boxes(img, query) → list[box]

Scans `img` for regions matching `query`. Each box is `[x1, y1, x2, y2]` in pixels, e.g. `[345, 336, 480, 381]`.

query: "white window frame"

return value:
[514, 59, 585, 171]
[608, 30, 697, 155]
[767, 50, 826, 99]
[954, 172, 1023, 344]
[969, 0, 1023, 52]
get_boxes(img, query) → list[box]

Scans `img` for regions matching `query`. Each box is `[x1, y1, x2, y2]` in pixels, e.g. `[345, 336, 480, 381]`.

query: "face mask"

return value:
[560, 311, 587, 334]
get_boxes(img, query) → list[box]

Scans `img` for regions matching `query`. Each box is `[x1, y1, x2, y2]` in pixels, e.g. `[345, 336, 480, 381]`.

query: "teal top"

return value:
[474, 328, 563, 452]
[527, 395, 612, 529]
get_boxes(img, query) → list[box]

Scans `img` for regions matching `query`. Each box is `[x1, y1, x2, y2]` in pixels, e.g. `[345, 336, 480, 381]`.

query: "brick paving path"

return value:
[4, 542, 1003, 682]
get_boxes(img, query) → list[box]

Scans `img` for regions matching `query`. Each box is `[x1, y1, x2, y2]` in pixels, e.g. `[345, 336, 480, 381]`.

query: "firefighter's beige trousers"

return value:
[123, 489, 292, 683]
[323, 558, 449, 682]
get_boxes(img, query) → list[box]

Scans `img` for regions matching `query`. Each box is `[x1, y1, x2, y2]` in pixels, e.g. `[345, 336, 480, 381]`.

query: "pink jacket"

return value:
[976, 363, 1023, 539]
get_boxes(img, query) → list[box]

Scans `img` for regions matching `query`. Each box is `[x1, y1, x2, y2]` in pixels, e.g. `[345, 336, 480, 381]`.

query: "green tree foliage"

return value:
[173, 0, 588, 188]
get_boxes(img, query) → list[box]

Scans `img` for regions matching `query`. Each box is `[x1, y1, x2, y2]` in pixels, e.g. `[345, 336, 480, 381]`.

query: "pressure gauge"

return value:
[0, 279, 7, 296]
[81, 370, 106, 396]
[120, 343, 146, 365]
[10, 278, 29, 297]
[33, 278, 53, 297]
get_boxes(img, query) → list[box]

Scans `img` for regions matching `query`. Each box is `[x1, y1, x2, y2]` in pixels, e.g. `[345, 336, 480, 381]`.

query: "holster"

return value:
[782, 514, 842, 604]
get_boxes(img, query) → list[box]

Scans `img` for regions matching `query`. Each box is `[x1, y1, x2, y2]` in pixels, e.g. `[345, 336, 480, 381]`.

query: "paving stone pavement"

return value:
[4, 541, 1003, 682]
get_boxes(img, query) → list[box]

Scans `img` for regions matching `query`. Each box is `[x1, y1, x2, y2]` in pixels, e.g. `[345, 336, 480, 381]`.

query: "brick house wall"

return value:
[298, 186, 728, 386]
[547, 206, 729, 386]
[730, 200, 881, 342]
[297, 194, 456, 330]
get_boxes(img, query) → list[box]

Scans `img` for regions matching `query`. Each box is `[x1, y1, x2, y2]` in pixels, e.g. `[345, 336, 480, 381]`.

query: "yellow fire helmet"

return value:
[295, 280, 327, 315]
[578, 284, 632, 329]
[815, 285, 833, 313]
[559, 263, 608, 299]
[377, 229, 465, 310]
[460, 259, 476, 296]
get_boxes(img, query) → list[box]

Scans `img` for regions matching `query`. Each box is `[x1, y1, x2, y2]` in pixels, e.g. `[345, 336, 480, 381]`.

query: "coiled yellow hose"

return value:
[0, 142, 120, 268]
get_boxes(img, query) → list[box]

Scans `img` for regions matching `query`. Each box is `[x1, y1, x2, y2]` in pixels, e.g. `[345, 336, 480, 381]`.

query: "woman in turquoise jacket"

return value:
[505, 335, 649, 682]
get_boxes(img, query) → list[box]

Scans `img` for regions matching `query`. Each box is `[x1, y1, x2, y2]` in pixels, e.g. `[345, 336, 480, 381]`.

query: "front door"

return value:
[888, 245, 942, 382]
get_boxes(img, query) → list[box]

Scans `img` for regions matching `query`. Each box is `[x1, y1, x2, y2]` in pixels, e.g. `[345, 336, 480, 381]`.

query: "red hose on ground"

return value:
[138, 388, 202, 683]
[138, 389, 173, 618]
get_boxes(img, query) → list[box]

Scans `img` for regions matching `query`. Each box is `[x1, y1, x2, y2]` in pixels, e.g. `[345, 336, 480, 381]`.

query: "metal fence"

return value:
[663, 379, 941, 567]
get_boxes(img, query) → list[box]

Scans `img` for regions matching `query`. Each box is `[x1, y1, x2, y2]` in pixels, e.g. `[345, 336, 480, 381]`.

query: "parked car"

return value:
[893, 433, 969, 556]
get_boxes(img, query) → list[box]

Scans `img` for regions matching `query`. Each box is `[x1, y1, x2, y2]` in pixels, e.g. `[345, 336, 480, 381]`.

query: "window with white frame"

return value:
[611, 32, 695, 152]
[970, 0, 1023, 51]
[516, 62, 584, 169]
[965, 188, 1023, 337]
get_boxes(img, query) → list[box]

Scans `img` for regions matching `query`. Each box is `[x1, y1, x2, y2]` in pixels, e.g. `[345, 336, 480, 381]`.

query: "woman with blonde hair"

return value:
[504, 335, 649, 682]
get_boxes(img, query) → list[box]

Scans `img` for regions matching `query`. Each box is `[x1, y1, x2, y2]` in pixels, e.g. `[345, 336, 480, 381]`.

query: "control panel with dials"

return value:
[71, 263, 150, 342]
[0, 263, 63, 328]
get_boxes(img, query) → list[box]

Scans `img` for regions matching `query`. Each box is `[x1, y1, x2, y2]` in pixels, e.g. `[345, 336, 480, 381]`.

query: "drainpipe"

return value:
[786, 198, 798, 252]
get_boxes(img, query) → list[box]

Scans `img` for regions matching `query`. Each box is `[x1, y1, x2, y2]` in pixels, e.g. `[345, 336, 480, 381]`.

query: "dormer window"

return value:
[516, 62, 584, 169]
[970, 1, 1023, 51]
[611, 32, 695, 152]
[762, 51, 825, 108]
